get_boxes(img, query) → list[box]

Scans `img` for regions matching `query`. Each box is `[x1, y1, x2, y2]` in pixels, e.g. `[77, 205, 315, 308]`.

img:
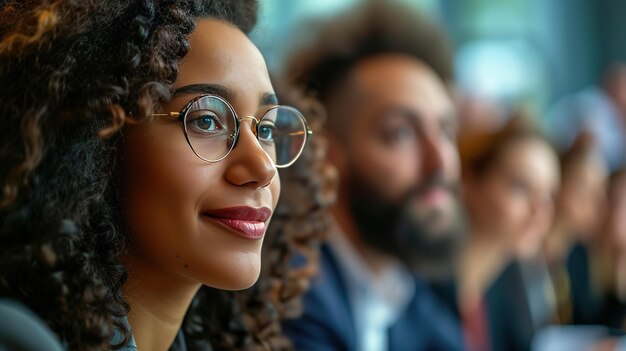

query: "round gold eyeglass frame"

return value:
[153, 94, 312, 168]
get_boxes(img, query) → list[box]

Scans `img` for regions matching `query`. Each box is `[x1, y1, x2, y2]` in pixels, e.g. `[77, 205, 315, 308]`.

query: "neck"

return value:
[457, 230, 508, 310]
[331, 203, 395, 277]
[122, 252, 201, 351]
[544, 218, 573, 266]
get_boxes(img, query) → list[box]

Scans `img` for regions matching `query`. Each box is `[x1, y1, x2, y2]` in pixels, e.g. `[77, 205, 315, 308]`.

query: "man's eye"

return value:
[381, 127, 416, 144]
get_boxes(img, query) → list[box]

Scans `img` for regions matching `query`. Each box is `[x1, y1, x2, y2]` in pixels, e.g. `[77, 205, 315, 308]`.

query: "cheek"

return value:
[484, 183, 529, 234]
[269, 173, 281, 208]
[354, 140, 419, 201]
[122, 125, 264, 290]
[123, 125, 212, 255]
[123, 125, 206, 233]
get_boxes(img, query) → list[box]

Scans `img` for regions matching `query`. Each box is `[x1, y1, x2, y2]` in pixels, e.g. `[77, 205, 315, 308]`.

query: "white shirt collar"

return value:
[327, 218, 415, 351]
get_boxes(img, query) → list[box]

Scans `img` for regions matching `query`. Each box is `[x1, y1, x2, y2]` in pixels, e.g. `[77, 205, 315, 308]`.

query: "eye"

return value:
[258, 120, 276, 141]
[381, 126, 416, 145]
[186, 110, 226, 135]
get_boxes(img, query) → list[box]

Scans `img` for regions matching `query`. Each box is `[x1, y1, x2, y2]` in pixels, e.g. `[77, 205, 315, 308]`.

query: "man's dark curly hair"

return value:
[0, 0, 329, 350]
[284, 0, 454, 106]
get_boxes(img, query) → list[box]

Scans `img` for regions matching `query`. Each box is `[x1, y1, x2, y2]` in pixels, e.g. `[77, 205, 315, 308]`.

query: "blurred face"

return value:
[466, 138, 559, 259]
[333, 54, 465, 275]
[558, 156, 607, 238]
[606, 176, 626, 253]
[122, 20, 280, 290]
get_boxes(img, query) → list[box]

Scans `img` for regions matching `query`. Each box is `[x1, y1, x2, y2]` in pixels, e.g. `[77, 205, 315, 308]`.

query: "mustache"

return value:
[406, 175, 460, 202]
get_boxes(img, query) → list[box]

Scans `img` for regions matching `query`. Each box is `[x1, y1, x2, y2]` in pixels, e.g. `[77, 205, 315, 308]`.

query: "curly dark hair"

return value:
[0, 1, 331, 350]
[283, 0, 454, 107]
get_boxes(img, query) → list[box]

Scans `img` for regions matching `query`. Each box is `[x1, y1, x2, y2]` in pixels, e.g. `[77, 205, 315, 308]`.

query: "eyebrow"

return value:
[382, 105, 459, 130]
[174, 83, 278, 106]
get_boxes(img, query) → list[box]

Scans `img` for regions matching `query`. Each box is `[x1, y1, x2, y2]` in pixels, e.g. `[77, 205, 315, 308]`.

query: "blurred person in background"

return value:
[280, 1, 467, 350]
[532, 167, 625, 351]
[546, 63, 626, 172]
[543, 132, 609, 326]
[451, 116, 560, 351]
[606, 170, 626, 315]
[590, 169, 626, 330]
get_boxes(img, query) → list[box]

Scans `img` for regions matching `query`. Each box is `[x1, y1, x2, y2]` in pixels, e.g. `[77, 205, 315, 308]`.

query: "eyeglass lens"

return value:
[182, 95, 307, 166]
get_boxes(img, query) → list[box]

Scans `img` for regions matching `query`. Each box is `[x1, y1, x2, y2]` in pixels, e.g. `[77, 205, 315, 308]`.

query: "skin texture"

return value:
[466, 138, 560, 258]
[329, 54, 461, 271]
[121, 19, 279, 350]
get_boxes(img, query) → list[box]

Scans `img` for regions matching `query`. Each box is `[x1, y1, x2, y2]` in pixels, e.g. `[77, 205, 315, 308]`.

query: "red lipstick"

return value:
[201, 206, 272, 240]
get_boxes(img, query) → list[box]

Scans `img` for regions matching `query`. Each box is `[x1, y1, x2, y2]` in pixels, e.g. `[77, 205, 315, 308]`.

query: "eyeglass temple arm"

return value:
[152, 112, 180, 119]
[284, 130, 313, 136]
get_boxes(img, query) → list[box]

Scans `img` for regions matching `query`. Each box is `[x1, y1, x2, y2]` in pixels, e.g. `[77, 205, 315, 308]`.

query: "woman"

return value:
[456, 116, 560, 351]
[543, 132, 608, 325]
[544, 132, 607, 267]
[0, 1, 312, 350]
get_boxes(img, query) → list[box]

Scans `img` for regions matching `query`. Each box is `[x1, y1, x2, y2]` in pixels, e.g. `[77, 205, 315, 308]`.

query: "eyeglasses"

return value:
[153, 94, 312, 168]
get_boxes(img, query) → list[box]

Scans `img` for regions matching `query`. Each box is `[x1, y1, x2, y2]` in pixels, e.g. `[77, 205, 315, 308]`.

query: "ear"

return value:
[324, 131, 348, 176]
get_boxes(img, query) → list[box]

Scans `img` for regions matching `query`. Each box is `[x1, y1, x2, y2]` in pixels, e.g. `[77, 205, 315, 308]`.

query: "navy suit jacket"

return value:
[282, 244, 465, 351]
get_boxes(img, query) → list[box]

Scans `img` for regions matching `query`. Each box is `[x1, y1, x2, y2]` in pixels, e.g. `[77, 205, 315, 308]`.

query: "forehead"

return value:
[173, 19, 273, 106]
[498, 138, 560, 189]
[347, 54, 453, 116]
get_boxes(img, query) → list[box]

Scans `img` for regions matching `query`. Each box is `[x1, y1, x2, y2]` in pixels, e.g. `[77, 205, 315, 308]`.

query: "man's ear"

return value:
[324, 131, 347, 176]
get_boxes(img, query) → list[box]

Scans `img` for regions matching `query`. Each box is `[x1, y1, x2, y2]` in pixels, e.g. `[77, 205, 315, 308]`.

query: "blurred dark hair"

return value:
[559, 130, 603, 176]
[283, 0, 454, 104]
[459, 112, 552, 177]
[0, 1, 323, 351]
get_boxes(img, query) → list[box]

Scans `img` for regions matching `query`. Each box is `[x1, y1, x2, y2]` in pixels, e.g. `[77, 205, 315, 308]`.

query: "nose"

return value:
[420, 130, 446, 178]
[223, 120, 277, 188]
[529, 193, 554, 233]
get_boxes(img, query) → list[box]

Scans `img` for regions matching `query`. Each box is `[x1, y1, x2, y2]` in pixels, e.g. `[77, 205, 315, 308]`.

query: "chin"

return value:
[202, 258, 262, 291]
[217, 271, 261, 291]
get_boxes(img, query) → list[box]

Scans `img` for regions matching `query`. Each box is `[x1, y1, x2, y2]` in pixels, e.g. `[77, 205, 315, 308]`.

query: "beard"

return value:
[348, 172, 467, 280]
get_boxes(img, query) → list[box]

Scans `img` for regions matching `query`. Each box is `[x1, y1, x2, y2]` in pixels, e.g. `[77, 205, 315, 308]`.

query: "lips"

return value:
[201, 206, 272, 240]
[415, 187, 451, 206]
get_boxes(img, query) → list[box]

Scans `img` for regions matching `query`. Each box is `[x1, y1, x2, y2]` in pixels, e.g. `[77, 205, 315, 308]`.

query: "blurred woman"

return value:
[543, 132, 608, 325]
[544, 132, 607, 266]
[607, 170, 626, 307]
[456, 116, 560, 351]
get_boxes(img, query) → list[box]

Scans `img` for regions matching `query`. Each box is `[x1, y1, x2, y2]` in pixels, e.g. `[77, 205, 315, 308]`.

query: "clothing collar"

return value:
[326, 218, 415, 326]
[111, 317, 187, 351]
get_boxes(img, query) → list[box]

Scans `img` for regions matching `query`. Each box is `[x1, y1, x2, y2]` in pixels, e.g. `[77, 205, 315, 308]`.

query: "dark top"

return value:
[0, 299, 64, 351]
[432, 262, 544, 351]
[282, 244, 465, 351]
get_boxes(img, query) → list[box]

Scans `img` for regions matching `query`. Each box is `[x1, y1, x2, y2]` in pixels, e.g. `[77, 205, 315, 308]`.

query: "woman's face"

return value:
[557, 156, 607, 237]
[122, 19, 280, 290]
[466, 138, 559, 258]
[606, 176, 626, 253]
